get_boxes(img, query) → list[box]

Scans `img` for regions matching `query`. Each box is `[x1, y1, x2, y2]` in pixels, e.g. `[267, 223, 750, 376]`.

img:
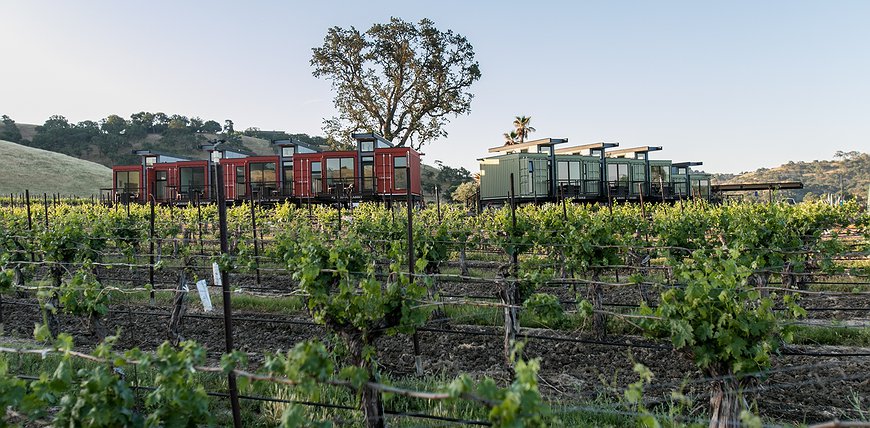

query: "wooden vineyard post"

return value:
[196, 192, 204, 255]
[561, 184, 567, 221]
[502, 173, 520, 367]
[149, 195, 156, 306]
[43, 193, 49, 228]
[169, 229, 192, 347]
[215, 160, 243, 428]
[407, 168, 424, 377]
[25, 190, 34, 262]
[606, 182, 613, 217]
[248, 190, 261, 287]
[435, 185, 441, 221]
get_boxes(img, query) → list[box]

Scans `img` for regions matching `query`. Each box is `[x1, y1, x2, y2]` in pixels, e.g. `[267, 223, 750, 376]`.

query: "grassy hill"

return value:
[6, 123, 453, 200]
[0, 140, 111, 197]
[713, 152, 870, 202]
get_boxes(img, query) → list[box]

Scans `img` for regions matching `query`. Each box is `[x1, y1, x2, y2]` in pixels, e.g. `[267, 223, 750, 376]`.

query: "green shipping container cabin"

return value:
[478, 138, 570, 203]
[671, 162, 711, 200]
[554, 142, 619, 200]
[603, 146, 663, 199]
[649, 159, 674, 200]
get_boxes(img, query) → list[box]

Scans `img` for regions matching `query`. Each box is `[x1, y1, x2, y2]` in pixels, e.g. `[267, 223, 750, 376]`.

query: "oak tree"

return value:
[311, 17, 481, 150]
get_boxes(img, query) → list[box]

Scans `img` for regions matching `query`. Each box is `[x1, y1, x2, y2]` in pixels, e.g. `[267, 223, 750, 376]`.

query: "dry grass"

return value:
[0, 139, 111, 196]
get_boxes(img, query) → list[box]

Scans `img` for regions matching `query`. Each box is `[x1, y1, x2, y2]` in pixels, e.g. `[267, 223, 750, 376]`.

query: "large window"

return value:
[282, 161, 293, 195]
[249, 162, 277, 196]
[236, 166, 246, 198]
[311, 162, 322, 194]
[607, 163, 629, 184]
[361, 156, 374, 191]
[692, 179, 711, 197]
[651, 165, 670, 184]
[557, 160, 583, 183]
[326, 157, 355, 190]
[179, 167, 205, 198]
[393, 156, 408, 190]
[155, 171, 167, 200]
[116, 171, 140, 197]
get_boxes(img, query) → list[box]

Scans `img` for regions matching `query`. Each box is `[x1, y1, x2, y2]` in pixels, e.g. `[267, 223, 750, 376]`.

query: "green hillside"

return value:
[713, 152, 870, 202]
[0, 140, 111, 196]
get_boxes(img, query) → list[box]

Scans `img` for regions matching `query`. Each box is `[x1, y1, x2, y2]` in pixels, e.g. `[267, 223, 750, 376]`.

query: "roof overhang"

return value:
[605, 146, 662, 158]
[272, 138, 322, 153]
[488, 137, 568, 154]
[672, 161, 703, 168]
[352, 132, 394, 147]
[554, 142, 619, 155]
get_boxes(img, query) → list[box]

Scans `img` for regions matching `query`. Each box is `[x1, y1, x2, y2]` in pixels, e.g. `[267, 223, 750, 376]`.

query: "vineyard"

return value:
[1, 194, 869, 427]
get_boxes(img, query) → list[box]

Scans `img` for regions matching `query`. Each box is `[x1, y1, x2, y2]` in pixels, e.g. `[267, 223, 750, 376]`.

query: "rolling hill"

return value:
[713, 152, 870, 202]
[0, 139, 111, 196]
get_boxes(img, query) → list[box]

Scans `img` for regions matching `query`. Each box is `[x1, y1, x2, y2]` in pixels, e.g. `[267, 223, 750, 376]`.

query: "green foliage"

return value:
[126, 341, 212, 427]
[451, 181, 480, 203]
[312, 17, 481, 149]
[447, 344, 552, 427]
[522, 293, 566, 328]
[642, 250, 805, 377]
[0, 114, 23, 143]
[57, 267, 109, 320]
[278, 226, 428, 338]
[0, 359, 28, 428]
[52, 339, 142, 427]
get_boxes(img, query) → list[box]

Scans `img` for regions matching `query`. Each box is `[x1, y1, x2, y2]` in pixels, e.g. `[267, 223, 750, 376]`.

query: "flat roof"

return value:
[352, 132, 394, 147]
[131, 150, 191, 161]
[605, 146, 662, 157]
[271, 138, 322, 153]
[488, 137, 568, 153]
[554, 142, 619, 155]
[672, 161, 703, 168]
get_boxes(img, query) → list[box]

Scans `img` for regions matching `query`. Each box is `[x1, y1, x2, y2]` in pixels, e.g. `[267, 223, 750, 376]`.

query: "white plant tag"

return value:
[212, 262, 222, 286]
[196, 279, 213, 312]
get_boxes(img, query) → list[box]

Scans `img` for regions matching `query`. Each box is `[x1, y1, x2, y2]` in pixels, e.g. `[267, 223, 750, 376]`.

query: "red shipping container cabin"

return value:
[289, 134, 422, 201]
[111, 133, 422, 204]
[112, 165, 144, 203]
[152, 160, 210, 203]
[218, 156, 281, 201]
[111, 151, 194, 203]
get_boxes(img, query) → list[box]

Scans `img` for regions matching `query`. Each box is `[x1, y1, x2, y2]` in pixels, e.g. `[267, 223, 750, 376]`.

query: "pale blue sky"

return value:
[2, 1, 868, 173]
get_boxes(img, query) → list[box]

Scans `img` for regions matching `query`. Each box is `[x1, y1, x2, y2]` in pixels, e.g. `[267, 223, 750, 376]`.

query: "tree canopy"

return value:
[311, 17, 481, 150]
[0, 115, 23, 143]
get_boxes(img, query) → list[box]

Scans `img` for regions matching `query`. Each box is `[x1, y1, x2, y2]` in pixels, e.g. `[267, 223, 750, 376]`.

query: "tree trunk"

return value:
[459, 245, 470, 277]
[14, 265, 28, 298]
[498, 272, 519, 367]
[751, 272, 770, 298]
[346, 338, 385, 428]
[709, 377, 748, 428]
[168, 270, 189, 347]
[45, 267, 61, 338]
[425, 264, 446, 324]
[589, 270, 606, 339]
[89, 312, 107, 341]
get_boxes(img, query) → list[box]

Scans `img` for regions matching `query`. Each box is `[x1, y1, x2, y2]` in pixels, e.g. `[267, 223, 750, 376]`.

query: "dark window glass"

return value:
[394, 156, 408, 190]
[236, 166, 246, 197]
[311, 161, 322, 194]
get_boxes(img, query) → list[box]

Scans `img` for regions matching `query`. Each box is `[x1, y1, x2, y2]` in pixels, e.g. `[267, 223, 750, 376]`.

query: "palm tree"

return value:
[503, 131, 519, 145]
[512, 116, 536, 144]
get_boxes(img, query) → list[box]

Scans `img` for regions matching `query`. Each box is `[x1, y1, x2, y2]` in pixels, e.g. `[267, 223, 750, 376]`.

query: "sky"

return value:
[1, 1, 868, 173]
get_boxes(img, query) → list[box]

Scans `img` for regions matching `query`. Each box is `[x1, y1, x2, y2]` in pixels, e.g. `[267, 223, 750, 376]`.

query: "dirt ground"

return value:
[2, 295, 868, 425]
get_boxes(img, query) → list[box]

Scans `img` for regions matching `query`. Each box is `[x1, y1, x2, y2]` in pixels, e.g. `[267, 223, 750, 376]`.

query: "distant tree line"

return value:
[0, 115, 23, 143]
[0, 113, 254, 166]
